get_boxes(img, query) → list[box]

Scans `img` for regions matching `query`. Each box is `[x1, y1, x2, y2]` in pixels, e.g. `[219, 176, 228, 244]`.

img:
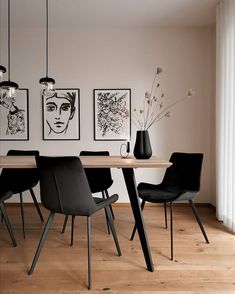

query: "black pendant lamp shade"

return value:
[39, 77, 55, 84]
[40, 0, 55, 96]
[0, 0, 19, 99]
[0, 65, 6, 82]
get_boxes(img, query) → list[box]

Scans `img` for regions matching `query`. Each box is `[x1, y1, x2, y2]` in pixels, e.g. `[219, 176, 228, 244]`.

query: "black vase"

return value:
[133, 130, 152, 159]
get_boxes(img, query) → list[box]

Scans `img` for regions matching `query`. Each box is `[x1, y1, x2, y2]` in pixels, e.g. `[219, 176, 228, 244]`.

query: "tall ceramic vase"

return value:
[133, 130, 152, 159]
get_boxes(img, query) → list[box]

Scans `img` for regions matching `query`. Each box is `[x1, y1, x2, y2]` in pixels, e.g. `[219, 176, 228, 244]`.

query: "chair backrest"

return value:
[79, 151, 113, 193]
[162, 152, 203, 192]
[36, 156, 97, 216]
[0, 150, 40, 194]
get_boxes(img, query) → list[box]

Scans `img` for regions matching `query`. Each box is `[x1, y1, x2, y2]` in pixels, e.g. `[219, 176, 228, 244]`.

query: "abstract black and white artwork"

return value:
[0, 88, 29, 141]
[42, 88, 80, 140]
[94, 89, 131, 141]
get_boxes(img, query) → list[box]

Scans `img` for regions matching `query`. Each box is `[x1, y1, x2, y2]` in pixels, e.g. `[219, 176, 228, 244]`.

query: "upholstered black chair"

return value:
[62, 151, 115, 245]
[0, 188, 17, 247]
[28, 156, 121, 290]
[130, 152, 209, 260]
[0, 150, 44, 238]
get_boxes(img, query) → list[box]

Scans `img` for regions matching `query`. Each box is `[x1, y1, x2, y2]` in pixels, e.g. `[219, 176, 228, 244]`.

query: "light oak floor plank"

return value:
[1, 204, 235, 293]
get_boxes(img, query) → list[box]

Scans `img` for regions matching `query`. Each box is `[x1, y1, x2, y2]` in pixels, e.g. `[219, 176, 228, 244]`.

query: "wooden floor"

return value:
[1, 203, 235, 293]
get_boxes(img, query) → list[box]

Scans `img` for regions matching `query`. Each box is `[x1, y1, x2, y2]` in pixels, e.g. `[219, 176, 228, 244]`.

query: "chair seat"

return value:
[175, 191, 198, 201]
[11, 181, 38, 194]
[138, 183, 183, 203]
[93, 194, 118, 212]
[0, 189, 13, 202]
[0, 176, 38, 195]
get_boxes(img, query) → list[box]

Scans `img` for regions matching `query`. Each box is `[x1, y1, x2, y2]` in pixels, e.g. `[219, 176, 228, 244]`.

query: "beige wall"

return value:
[0, 26, 215, 203]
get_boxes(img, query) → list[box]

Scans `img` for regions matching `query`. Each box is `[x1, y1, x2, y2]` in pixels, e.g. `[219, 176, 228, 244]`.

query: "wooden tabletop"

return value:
[0, 155, 171, 169]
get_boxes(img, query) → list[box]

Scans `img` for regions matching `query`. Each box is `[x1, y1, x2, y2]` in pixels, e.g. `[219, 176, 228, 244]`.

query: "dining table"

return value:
[0, 154, 172, 272]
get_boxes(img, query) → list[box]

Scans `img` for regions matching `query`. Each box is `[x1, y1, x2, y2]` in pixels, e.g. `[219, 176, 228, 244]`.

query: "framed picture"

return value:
[94, 88, 131, 141]
[42, 88, 80, 140]
[0, 88, 29, 141]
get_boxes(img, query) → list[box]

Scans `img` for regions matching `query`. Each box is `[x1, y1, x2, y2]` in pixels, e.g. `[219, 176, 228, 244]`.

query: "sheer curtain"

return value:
[216, 0, 235, 232]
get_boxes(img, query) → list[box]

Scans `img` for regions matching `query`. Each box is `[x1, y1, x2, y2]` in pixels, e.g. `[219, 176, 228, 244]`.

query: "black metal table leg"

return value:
[122, 168, 154, 272]
[130, 200, 145, 241]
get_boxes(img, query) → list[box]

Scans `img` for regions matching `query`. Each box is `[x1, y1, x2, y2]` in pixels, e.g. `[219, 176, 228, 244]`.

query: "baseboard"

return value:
[113, 202, 215, 208]
[4, 202, 216, 209]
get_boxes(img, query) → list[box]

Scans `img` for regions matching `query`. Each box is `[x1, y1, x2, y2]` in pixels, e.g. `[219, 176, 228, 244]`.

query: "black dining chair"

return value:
[0, 188, 17, 247]
[130, 152, 209, 261]
[28, 156, 121, 290]
[0, 150, 44, 238]
[61, 151, 115, 245]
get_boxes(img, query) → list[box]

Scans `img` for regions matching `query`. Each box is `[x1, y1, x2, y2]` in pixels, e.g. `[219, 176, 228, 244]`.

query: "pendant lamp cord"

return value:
[46, 0, 48, 77]
[8, 0, 11, 81]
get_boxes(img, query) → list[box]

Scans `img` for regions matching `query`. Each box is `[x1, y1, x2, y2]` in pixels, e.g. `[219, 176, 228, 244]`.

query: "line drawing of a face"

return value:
[45, 92, 76, 134]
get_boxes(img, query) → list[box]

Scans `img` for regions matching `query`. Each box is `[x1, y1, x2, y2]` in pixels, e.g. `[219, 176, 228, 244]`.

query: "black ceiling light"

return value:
[39, 0, 55, 96]
[0, 0, 19, 99]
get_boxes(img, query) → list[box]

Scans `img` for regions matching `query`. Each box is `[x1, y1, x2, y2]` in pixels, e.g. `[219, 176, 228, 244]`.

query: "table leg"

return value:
[122, 168, 154, 272]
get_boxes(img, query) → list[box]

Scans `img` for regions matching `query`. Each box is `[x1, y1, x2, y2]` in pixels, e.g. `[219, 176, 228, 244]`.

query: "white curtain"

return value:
[216, 0, 235, 232]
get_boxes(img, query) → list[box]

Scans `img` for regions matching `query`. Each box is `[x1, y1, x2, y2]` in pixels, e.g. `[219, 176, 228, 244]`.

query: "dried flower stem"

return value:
[144, 102, 149, 129]
[132, 67, 193, 131]
[146, 95, 189, 129]
[150, 73, 158, 97]
[143, 99, 146, 128]
[132, 111, 143, 129]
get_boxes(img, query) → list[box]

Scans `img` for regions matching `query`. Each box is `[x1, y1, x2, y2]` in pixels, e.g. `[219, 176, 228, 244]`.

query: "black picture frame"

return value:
[42, 88, 80, 141]
[94, 88, 131, 141]
[0, 88, 29, 141]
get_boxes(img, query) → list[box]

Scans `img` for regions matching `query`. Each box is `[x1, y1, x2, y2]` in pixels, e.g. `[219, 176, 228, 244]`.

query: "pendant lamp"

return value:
[0, 0, 19, 99]
[39, 0, 55, 96]
[0, 65, 6, 83]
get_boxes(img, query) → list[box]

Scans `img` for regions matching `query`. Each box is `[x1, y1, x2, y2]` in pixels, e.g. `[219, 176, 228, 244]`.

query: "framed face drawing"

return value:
[42, 88, 80, 140]
[94, 89, 131, 141]
[0, 88, 29, 141]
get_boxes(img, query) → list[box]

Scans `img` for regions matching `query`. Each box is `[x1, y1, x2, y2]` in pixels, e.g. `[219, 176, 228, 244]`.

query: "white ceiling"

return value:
[0, 0, 218, 28]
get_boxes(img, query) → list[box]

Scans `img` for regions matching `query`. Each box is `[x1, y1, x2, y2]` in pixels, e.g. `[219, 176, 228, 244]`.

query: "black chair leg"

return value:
[19, 192, 26, 239]
[164, 203, 168, 229]
[104, 190, 115, 219]
[170, 202, 173, 261]
[71, 215, 75, 246]
[105, 206, 122, 256]
[102, 191, 110, 234]
[0, 202, 17, 247]
[61, 215, 69, 234]
[130, 200, 145, 241]
[87, 216, 91, 290]
[28, 212, 55, 275]
[189, 200, 209, 243]
[29, 188, 44, 222]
